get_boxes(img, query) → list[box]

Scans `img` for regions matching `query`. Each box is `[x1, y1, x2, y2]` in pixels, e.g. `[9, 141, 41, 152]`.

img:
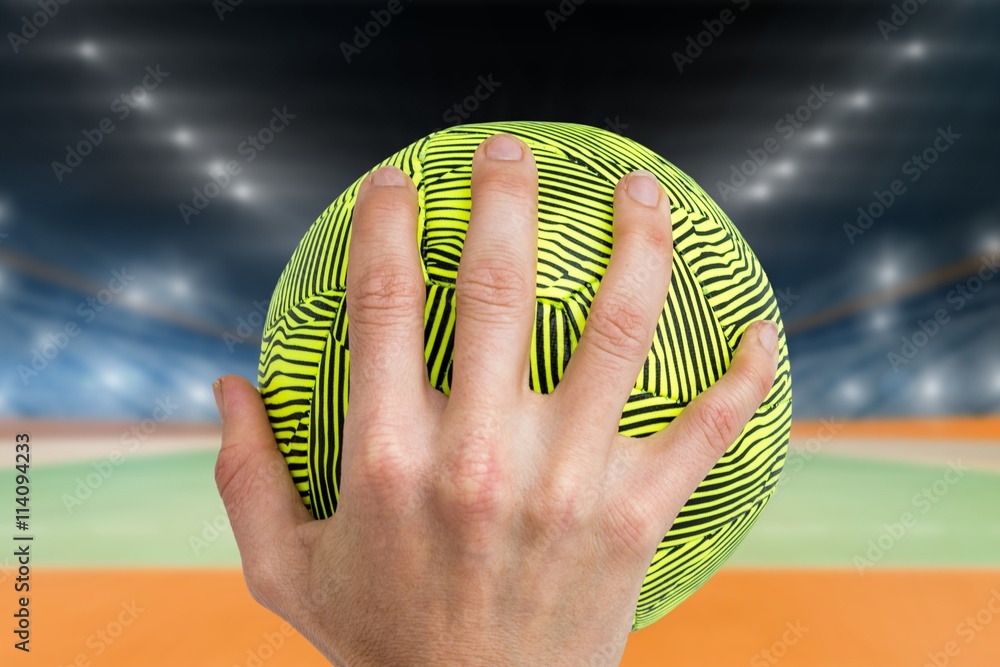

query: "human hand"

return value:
[213, 133, 779, 666]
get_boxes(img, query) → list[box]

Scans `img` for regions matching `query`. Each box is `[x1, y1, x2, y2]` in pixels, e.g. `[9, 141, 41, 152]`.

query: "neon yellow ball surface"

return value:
[259, 121, 792, 630]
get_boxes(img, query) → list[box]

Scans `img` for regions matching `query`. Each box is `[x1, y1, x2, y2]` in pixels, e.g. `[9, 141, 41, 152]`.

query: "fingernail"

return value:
[755, 321, 778, 353]
[626, 170, 661, 207]
[371, 165, 407, 186]
[212, 378, 225, 421]
[486, 134, 523, 161]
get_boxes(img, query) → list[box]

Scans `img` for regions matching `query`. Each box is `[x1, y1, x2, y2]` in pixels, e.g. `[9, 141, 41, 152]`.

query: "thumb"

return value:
[213, 374, 313, 563]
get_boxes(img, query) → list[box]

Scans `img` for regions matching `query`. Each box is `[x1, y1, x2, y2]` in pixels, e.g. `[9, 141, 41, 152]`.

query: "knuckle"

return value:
[243, 556, 286, 612]
[624, 219, 672, 257]
[602, 494, 659, 562]
[351, 426, 419, 505]
[742, 361, 777, 404]
[457, 259, 530, 314]
[689, 394, 744, 459]
[585, 298, 651, 362]
[475, 170, 533, 202]
[435, 431, 508, 522]
[356, 192, 413, 226]
[528, 473, 593, 539]
[214, 446, 254, 516]
[349, 265, 423, 324]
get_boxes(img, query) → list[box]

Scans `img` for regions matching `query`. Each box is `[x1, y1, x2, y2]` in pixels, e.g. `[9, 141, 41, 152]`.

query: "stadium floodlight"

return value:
[169, 276, 190, 297]
[850, 91, 870, 109]
[809, 128, 830, 146]
[79, 41, 99, 59]
[920, 374, 941, 400]
[871, 310, 891, 331]
[173, 128, 193, 147]
[905, 41, 925, 59]
[774, 160, 795, 178]
[232, 183, 254, 201]
[747, 183, 770, 200]
[839, 379, 864, 404]
[877, 260, 899, 286]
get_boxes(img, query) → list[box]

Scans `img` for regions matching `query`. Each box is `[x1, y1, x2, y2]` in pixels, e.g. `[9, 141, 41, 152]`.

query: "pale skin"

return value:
[213, 134, 779, 666]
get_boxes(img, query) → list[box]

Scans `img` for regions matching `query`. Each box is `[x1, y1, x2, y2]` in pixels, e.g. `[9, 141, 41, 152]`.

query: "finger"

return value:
[632, 320, 780, 522]
[346, 165, 427, 415]
[213, 375, 313, 574]
[552, 170, 672, 441]
[449, 134, 538, 407]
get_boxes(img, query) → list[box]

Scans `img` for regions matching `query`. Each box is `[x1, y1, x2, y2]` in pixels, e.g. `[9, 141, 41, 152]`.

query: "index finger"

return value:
[345, 165, 428, 416]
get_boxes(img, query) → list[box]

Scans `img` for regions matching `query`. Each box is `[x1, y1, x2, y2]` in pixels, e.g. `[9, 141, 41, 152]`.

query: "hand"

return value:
[213, 133, 779, 666]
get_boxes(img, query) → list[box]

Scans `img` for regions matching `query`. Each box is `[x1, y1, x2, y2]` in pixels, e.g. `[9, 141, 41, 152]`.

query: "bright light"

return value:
[102, 370, 123, 389]
[169, 276, 190, 297]
[122, 288, 146, 307]
[878, 261, 899, 286]
[188, 384, 213, 405]
[992, 371, 1000, 394]
[774, 161, 795, 178]
[232, 183, 254, 201]
[920, 375, 941, 400]
[208, 160, 226, 175]
[173, 128, 193, 146]
[905, 41, 926, 59]
[871, 311, 891, 331]
[809, 129, 831, 146]
[839, 379, 864, 404]
[850, 91, 870, 109]
[134, 94, 153, 109]
[79, 41, 98, 59]
[981, 232, 1000, 254]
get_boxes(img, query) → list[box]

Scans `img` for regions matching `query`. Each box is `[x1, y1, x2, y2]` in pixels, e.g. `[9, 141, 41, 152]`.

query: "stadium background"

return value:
[1, 0, 998, 665]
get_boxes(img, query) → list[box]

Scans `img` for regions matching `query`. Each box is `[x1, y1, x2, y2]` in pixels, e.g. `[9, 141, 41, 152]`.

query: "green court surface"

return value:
[16, 448, 1000, 567]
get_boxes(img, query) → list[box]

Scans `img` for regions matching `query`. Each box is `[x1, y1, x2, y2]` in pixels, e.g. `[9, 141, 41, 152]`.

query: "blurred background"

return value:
[1, 0, 997, 665]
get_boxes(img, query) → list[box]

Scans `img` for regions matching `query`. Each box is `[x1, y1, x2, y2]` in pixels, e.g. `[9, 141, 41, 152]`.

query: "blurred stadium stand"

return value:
[1, 0, 997, 421]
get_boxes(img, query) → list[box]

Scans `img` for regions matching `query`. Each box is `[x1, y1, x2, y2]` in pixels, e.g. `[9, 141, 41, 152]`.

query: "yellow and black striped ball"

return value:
[259, 121, 792, 631]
